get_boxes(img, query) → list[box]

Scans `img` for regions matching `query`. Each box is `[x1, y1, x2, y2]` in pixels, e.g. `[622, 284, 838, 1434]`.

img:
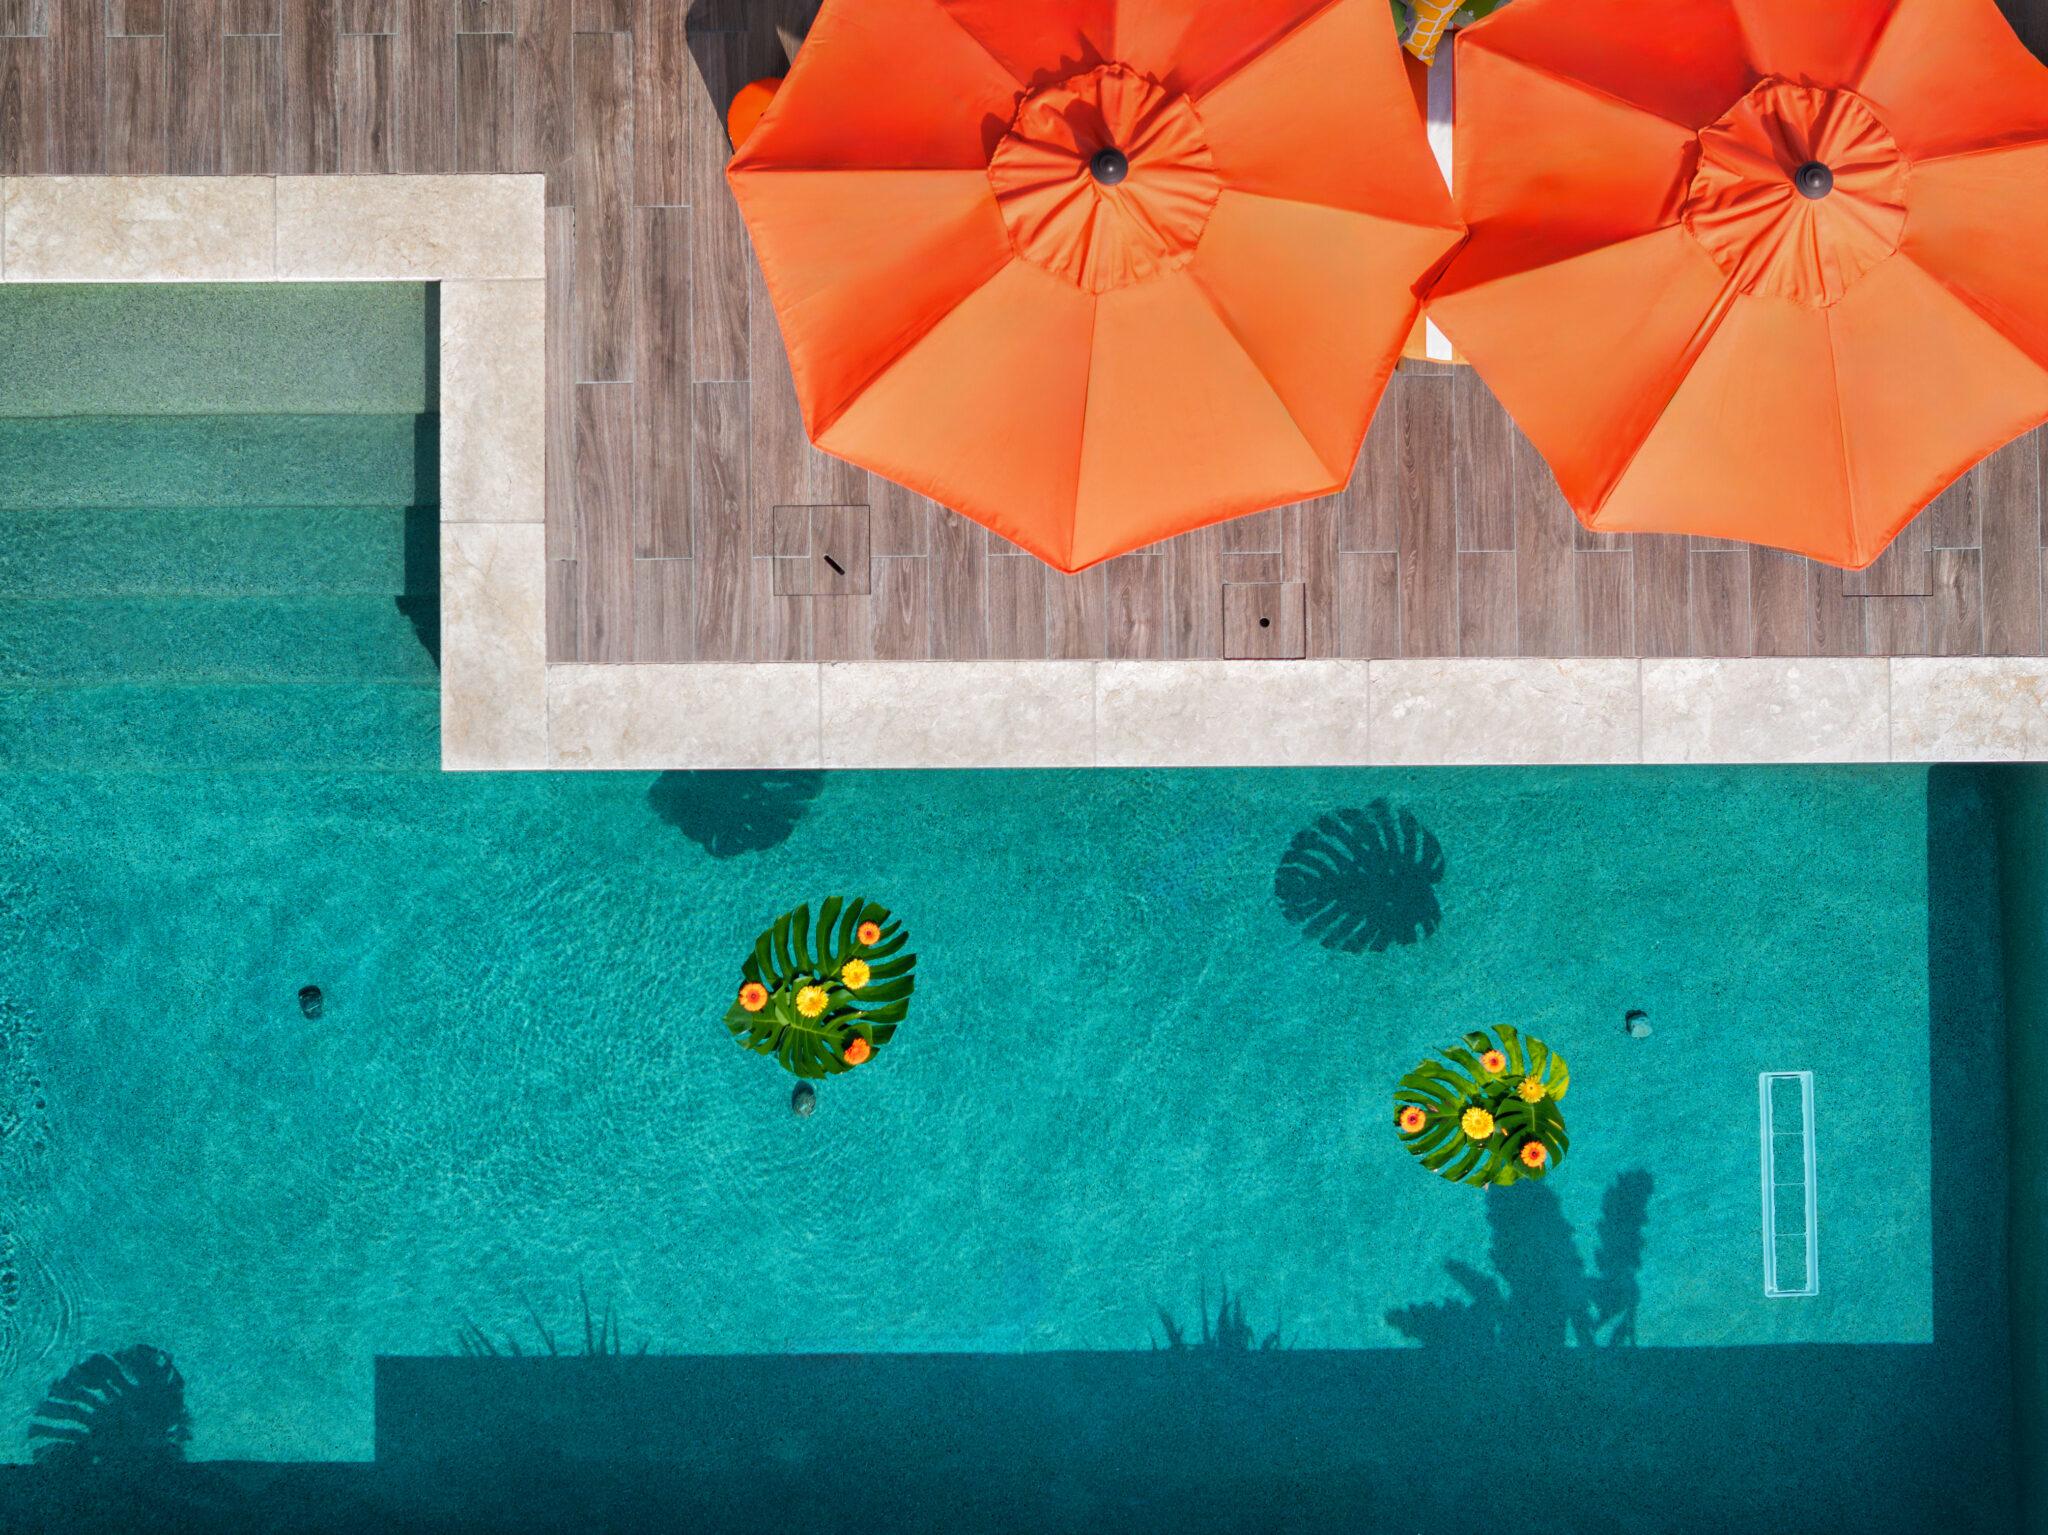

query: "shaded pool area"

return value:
[0, 283, 2037, 1533]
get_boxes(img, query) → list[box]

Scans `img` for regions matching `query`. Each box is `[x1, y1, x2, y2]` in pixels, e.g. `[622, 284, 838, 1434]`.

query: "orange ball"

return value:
[726, 77, 784, 151]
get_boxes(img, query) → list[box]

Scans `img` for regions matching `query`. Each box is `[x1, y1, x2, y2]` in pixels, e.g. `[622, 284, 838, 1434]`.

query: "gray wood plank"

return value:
[222, 0, 276, 32]
[1512, 423, 1575, 655]
[1102, 555, 1164, 659]
[458, 1, 513, 33]
[0, 36, 51, 172]
[631, 558, 693, 662]
[773, 505, 869, 595]
[341, 0, 394, 33]
[928, 509, 988, 661]
[219, 29, 277, 172]
[544, 205, 578, 559]
[1343, 384, 1400, 552]
[1398, 375, 1456, 656]
[1338, 551, 1401, 658]
[1750, 550, 1814, 657]
[869, 477, 931, 558]
[573, 0, 629, 29]
[395, 0, 456, 172]
[105, 33, 169, 172]
[335, 30, 392, 172]
[280, 0, 335, 174]
[1221, 507, 1284, 554]
[690, 381, 750, 662]
[515, 0, 571, 203]
[1812, 567, 1871, 657]
[1457, 550, 1516, 656]
[1864, 595, 1927, 656]
[51, 0, 104, 172]
[812, 592, 873, 662]
[1981, 434, 2044, 654]
[1929, 548, 1985, 657]
[108, 0, 166, 34]
[574, 380, 637, 663]
[0, 1, 47, 35]
[633, 204, 692, 558]
[1299, 499, 1341, 658]
[871, 557, 929, 659]
[1926, 466, 1980, 548]
[1453, 368, 1515, 552]
[572, 28, 632, 382]
[1161, 526, 1221, 658]
[166, 0, 221, 174]
[1690, 549, 1751, 656]
[631, 0, 684, 205]
[686, 27, 746, 380]
[1573, 549, 1633, 657]
[546, 557, 581, 662]
[986, 553, 1049, 660]
[454, 28, 512, 171]
[1046, 566, 1105, 659]
[1629, 534, 1690, 657]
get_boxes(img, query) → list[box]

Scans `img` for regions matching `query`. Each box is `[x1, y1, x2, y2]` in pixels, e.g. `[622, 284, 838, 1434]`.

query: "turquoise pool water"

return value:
[0, 287, 2028, 1533]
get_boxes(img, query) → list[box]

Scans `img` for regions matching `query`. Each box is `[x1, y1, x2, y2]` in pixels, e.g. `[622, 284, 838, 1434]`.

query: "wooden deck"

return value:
[1, 0, 2044, 663]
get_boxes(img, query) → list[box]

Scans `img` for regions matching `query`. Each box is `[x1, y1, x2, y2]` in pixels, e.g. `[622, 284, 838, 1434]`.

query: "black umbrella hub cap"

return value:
[1682, 80, 1906, 308]
[988, 63, 1222, 293]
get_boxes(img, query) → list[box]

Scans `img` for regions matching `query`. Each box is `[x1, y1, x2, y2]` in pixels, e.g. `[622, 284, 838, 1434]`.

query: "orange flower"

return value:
[738, 982, 769, 1013]
[1479, 1050, 1507, 1074]
[856, 920, 882, 945]
[843, 1035, 873, 1066]
[1397, 1105, 1427, 1135]
[1520, 1141, 1548, 1169]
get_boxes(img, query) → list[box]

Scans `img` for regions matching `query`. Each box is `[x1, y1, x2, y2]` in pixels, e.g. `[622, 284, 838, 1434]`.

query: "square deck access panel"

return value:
[770, 504, 872, 596]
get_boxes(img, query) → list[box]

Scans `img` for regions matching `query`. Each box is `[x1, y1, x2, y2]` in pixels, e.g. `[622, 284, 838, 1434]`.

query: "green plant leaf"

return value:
[723, 897, 918, 1081]
[1396, 1026, 1570, 1188]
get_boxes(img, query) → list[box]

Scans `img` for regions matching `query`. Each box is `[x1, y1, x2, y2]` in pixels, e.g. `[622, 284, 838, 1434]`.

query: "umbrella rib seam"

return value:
[1188, 0, 1352, 103]
[1463, 40, 1708, 138]
[916, 0, 1028, 90]
[1820, 305, 1862, 566]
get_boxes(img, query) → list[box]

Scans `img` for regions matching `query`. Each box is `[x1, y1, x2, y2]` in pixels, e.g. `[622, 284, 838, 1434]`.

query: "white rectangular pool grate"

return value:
[1759, 1071, 1819, 1298]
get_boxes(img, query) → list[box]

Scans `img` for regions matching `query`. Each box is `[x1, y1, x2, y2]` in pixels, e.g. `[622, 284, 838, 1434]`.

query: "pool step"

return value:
[0, 283, 435, 418]
[0, 507, 432, 598]
[0, 415, 436, 510]
[0, 597, 440, 684]
[0, 681, 440, 772]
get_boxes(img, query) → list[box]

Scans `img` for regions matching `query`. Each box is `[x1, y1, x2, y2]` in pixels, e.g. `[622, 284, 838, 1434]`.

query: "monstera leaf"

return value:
[722, 897, 915, 1080]
[1395, 1024, 1570, 1187]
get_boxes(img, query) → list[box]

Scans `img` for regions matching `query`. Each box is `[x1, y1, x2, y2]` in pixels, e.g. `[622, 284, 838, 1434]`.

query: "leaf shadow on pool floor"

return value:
[646, 771, 823, 859]
[28, 1344, 191, 1469]
[1273, 801, 1445, 954]
[1151, 1280, 1287, 1352]
[1386, 1172, 1652, 1351]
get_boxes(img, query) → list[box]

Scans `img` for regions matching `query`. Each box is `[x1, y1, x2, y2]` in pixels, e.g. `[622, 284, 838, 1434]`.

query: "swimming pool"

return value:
[0, 286, 2036, 1533]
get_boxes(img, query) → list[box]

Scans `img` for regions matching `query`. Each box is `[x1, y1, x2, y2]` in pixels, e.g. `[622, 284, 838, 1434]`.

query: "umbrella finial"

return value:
[1794, 161, 1833, 200]
[1091, 147, 1130, 187]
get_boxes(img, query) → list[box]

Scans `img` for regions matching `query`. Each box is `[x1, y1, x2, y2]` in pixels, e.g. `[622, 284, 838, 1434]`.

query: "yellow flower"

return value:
[1460, 1106, 1495, 1140]
[1517, 1076, 1548, 1103]
[795, 984, 830, 1019]
[841, 959, 871, 990]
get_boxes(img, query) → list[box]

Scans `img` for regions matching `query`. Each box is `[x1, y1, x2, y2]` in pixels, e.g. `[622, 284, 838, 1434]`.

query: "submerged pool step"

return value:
[0, 414, 436, 510]
[0, 283, 435, 418]
[0, 597, 440, 684]
[0, 507, 432, 598]
[0, 681, 441, 772]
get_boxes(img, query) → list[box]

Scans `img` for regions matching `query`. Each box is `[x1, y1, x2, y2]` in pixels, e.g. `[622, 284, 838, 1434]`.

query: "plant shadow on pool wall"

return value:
[1387, 1172, 1651, 1350]
[1274, 800, 1445, 953]
[646, 772, 824, 859]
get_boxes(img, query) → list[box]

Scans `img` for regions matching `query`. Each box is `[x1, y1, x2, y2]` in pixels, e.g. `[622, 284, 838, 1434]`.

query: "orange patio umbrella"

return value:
[1428, 0, 2048, 568]
[728, 0, 1462, 572]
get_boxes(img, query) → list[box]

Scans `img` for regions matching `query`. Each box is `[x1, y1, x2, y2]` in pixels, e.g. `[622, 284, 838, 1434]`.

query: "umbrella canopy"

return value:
[729, 0, 1462, 572]
[1428, 0, 2048, 568]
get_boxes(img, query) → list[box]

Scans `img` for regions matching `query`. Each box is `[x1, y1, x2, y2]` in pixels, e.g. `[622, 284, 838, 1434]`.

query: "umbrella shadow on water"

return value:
[1273, 801, 1445, 954]
[1386, 1171, 1653, 1351]
[647, 771, 823, 859]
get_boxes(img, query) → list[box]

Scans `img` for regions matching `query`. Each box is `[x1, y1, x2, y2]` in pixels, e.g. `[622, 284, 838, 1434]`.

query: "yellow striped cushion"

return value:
[1403, 0, 1461, 63]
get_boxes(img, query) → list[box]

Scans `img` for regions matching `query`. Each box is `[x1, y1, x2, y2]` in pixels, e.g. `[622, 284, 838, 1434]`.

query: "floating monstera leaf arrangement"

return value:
[723, 897, 915, 1080]
[1396, 1025, 1569, 1187]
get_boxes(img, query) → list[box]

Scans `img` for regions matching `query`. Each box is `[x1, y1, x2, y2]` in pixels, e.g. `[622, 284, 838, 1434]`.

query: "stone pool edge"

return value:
[2, 176, 2043, 771]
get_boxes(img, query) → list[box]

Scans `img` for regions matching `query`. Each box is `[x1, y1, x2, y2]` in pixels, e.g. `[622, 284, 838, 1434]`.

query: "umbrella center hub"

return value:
[988, 63, 1221, 295]
[1683, 79, 1907, 309]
